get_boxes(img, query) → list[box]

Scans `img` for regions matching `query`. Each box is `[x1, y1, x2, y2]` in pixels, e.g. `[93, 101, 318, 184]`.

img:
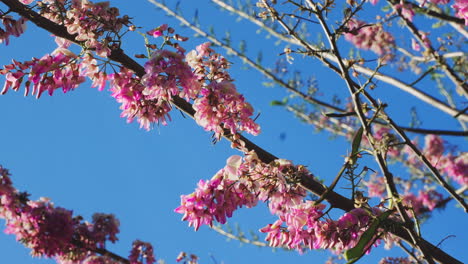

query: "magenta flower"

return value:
[344, 19, 395, 60]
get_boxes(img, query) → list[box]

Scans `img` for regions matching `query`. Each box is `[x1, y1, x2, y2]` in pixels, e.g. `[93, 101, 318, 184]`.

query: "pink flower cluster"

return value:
[174, 155, 258, 230]
[176, 252, 199, 264]
[263, 206, 382, 254]
[403, 189, 443, 215]
[109, 42, 260, 135]
[421, 135, 468, 186]
[364, 127, 467, 188]
[0, 165, 155, 264]
[142, 50, 200, 102]
[454, 0, 468, 25]
[0, 15, 27, 45]
[109, 67, 173, 130]
[1, 50, 85, 98]
[187, 43, 261, 138]
[2, 2, 261, 138]
[176, 153, 392, 254]
[394, 3, 415, 21]
[344, 19, 395, 59]
[39, 0, 132, 57]
[0, 37, 108, 98]
[129, 240, 156, 264]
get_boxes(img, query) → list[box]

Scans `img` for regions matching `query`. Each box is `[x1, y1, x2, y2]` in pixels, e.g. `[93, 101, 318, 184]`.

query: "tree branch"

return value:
[1, 1, 462, 263]
[389, 0, 468, 98]
[208, 0, 468, 122]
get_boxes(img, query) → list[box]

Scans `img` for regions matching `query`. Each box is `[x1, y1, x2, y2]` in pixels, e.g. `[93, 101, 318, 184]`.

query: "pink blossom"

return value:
[420, 0, 451, 6]
[395, 3, 415, 21]
[109, 67, 173, 130]
[176, 154, 389, 254]
[454, 0, 468, 25]
[363, 174, 386, 198]
[129, 240, 156, 264]
[175, 168, 258, 230]
[1, 51, 85, 98]
[442, 153, 468, 186]
[187, 42, 260, 138]
[147, 24, 168, 38]
[142, 50, 201, 101]
[344, 19, 395, 59]
[411, 38, 421, 51]
[0, 166, 126, 262]
[403, 189, 443, 215]
[423, 135, 444, 162]
[0, 15, 27, 45]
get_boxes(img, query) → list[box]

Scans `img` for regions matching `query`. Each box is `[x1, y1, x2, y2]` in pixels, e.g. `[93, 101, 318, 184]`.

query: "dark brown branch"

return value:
[398, 126, 468, 136]
[403, 1, 465, 25]
[0, 0, 348, 211]
[94, 248, 130, 264]
[389, 0, 468, 97]
[150, 0, 345, 114]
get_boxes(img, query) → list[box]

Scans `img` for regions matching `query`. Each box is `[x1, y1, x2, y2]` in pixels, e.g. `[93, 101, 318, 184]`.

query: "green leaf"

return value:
[381, 5, 391, 12]
[350, 127, 363, 164]
[270, 98, 288, 106]
[270, 100, 285, 106]
[262, 82, 275, 87]
[432, 21, 445, 29]
[344, 210, 393, 263]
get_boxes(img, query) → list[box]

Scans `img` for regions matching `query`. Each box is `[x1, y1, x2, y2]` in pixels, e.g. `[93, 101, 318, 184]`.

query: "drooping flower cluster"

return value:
[109, 41, 261, 136]
[361, 129, 465, 215]
[37, 0, 132, 57]
[174, 155, 259, 230]
[129, 240, 156, 264]
[2, 0, 261, 138]
[176, 252, 199, 264]
[1, 49, 84, 98]
[142, 50, 201, 101]
[403, 189, 444, 215]
[419, 135, 467, 186]
[365, 127, 467, 187]
[0, 14, 27, 45]
[454, 0, 468, 25]
[344, 19, 395, 59]
[0, 165, 155, 264]
[187, 43, 261, 138]
[109, 67, 173, 130]
[0, 36, 108, 98]
[394, 2, 415, 21]
[176, 153, 393, 254]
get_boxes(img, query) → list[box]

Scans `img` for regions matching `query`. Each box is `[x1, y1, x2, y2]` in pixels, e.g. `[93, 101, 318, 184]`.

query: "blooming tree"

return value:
[0, 0, 467, 264]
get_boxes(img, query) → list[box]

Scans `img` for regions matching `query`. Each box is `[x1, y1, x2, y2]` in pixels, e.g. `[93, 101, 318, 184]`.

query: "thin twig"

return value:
[389, 0, 468, 97]
[210, 225, 270, 247]
[298, 0, 436, 262]
[412, 0, 468, 38]
[397, 241, 423, 264]
[211, 0, 468, 122]
[403, 1, 465, 25]
[151, 0, 344, 113]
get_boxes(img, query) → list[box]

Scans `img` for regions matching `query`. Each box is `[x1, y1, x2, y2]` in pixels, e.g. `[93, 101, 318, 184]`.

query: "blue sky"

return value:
[0, 1, 467, 263]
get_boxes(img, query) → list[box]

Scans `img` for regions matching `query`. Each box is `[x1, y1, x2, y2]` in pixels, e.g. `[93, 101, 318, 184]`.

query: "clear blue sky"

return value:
[0, 1, 466, 263]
